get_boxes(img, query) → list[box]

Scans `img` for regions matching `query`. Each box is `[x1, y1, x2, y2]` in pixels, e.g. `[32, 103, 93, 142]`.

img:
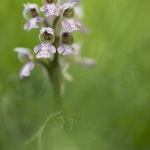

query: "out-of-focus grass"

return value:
[1, 0, 150, 149]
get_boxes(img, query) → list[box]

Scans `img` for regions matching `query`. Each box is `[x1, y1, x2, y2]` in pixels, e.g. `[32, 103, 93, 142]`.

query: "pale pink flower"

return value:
[34, 43, 56, 58]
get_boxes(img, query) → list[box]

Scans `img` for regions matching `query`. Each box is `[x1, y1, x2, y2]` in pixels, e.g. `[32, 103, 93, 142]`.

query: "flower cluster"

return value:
[14, 0, 95, 79]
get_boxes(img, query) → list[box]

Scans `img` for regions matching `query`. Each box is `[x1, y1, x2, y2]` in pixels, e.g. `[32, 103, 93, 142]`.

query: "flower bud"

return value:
[23, 3, 39, 20]
[39, 27, 55, 43]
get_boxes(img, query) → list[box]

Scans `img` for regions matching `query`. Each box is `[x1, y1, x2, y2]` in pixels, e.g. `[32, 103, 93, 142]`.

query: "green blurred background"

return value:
[1, 0, 150, 149]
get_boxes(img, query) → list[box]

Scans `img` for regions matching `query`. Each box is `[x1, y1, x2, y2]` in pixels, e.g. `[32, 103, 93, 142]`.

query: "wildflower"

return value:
[61, 2, 84, 33]
[40, 0, 62, 17]
[14, 47, 35, 78]
[23, 3, 43, 31]
[58, 32, 77, 55]
[34, 27, 56, 58]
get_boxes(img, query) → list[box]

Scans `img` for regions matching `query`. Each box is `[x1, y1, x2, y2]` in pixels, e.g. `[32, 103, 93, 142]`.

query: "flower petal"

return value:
[36, 17, 44, 22]
[58, 45, 77, 55]
[58, 45, 65, 54]
[62, 19, 79, 33]
[36, 49, 50, 58]
[40, 5, 48, 12]
[34, 44, 42, 53]
[48, 44, 56, 53]
[24, 21, 30, 30]
[20, 62, 34, 79]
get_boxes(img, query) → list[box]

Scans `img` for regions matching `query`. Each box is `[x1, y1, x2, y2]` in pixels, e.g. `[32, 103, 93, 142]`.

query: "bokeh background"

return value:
[1, 0, 150, 149]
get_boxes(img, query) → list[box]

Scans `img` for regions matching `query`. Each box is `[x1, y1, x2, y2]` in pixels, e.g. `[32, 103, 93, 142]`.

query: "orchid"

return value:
[14, 0, 96, 148]
[23, 3, 43, 31]
[14, 0, 95, 109]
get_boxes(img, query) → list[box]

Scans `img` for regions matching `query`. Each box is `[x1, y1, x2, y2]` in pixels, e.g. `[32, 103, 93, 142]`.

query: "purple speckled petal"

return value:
[45, 10, 58, 17]
[40, 5, 48, 12]
[58, 45, 77, 55]
[36, 49, 50, 58]
[24, 21, 30, 30]
[63, 46, 73, 55]
[36, 17, 44, 22]
[58, 45, 65, 54]
[62, 19, 68, 27]
[54, 4, 62, 9]
[62, 19, 79, 33]
[34, 44, 42, 53]
[20, 62, 34, 79]
[48, 44, 56, 53]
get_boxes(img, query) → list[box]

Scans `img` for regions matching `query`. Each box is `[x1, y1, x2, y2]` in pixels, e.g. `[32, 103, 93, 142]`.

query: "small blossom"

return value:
[24, 17, 44, 31]
[20, 62, 35, 79]
[40, 4, 62, 17]
[23, 3, 43, 31]
[34, 43, 56, 58]
[58, 44, 77, 55]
